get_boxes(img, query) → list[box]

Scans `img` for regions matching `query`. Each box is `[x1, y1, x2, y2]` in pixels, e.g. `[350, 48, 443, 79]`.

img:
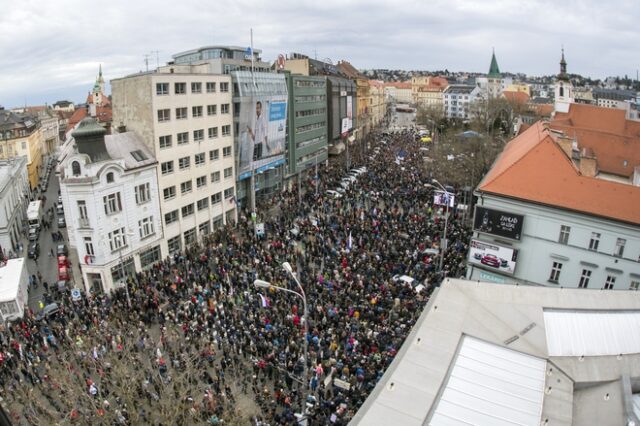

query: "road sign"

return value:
[71, 289, 81, 301]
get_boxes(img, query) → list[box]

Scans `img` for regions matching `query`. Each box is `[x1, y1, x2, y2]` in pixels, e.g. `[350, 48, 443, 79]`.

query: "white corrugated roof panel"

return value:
[544, 309, 640, 357]
[0, 258, 25, 302]
[429, 336, 546, 426]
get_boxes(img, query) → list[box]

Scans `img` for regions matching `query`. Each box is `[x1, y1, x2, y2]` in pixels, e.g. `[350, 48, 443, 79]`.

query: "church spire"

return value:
[558, 47, 568, 81]
[488, 48, 501, 78]
[99, 63, 103, 78]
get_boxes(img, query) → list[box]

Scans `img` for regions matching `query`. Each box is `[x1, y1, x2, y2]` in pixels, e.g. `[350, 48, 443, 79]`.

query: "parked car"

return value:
[36, 303, 60, 321]
[28, 227, 39, 241]
[480, 254, 501, 268]
[56, 205, 64, 215]
[56, 244, 68, 257]
[27, 242, 40, 259]
[57, 216, 66, 228]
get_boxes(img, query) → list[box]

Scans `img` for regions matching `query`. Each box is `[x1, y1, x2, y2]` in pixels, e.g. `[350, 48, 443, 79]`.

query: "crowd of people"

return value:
[0, 128, 472, 425]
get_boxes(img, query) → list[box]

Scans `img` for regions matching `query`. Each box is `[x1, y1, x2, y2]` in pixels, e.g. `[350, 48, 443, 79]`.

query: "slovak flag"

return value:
[347, 231, 353, 252]
[259, 294, 270, 308]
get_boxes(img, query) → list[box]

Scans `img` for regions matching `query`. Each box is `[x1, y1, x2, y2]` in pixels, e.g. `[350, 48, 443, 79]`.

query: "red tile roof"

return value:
[551, 103, 640, 177]
[478, 121, 640, 225]
[384, 82, 411, 89]
[502, 91, 530, 105]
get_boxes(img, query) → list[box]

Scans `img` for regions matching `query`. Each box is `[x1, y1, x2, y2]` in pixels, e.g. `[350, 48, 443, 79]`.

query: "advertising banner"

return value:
[433, 190, 455, 208]
[468, 239, 518, 275]
[238, 95, 288, 177]
[341, 118, 350, 135]
[346, 95, 353, 120]
[473, 206, 524, 240]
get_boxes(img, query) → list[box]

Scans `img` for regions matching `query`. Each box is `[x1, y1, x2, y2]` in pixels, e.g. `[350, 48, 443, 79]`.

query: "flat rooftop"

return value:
[350, 279, 640, 426]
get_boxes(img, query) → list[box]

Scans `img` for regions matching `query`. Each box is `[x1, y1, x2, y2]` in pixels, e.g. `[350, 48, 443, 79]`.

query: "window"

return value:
[156, 83, 169, 95]
[139, 245, 160, 268]
[222, 125, 231, 136]
[71, 161, 81, 176]
[206, 82, 216, 93]
[139, 216, 155, 239]
[614, 238, 626, 258]
[21, 141, 26, 150]
[208, 127, 218, 139]
[135, 183, 151, 204]
[630, 281, 640, 291]
[195, 153, 205, 166]
[161, 161, 174, 175]
[589, 232, 600, 251]
[84, 237, 94, 256]
[558, 225, 570, 244]
[209, 149, 219, 161]
[207, 105, 217, 116]
[164, 210, 178, 225]
[224, 187, 234, 199]
[176, 107, 187, 120]
[177, 132, 189, 145]
[196, 175, 207, 188]
[211, 171, 220, 183]
[157, 109, 170, 122]
[220, 82, 229, 92]
[199, 221, 210, 236]
[578, 269, 591, 288]
[548, 261, 562, 283]
[193, 129, 204, 142]
[77, 200, 88, 219]
[223, 146, 232, 157]
[103, 192, 122, 215]
[163, 186, 176, 200]
[108, 227, 127, 251]
[159, 135, 172, 149]
[191, 82, 202, 93]
[180, 180, 192, 194]
[178, 156, 190, 170]
[167, 235, 181, 254]
[192, 106, 203, 118]
[106, 172, 114, 183]
[211, 192, 222, 205]
[224, 167, 233, 179]
[175, 82, 186, 94]
[197, 197, 209, 211]
[221, 104, 230, 114]
[184, 228, 197, 246]
[181, 203, 194, 218]
[604, 275, 616, 290]
[212, 215, 223, 230]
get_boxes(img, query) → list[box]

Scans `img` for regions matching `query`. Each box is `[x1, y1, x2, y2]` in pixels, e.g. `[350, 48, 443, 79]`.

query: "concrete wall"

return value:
[468, 194, 640, 290]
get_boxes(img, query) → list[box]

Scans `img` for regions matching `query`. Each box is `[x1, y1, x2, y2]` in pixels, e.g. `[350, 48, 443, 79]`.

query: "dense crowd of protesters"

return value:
[0, 128, 471, 425]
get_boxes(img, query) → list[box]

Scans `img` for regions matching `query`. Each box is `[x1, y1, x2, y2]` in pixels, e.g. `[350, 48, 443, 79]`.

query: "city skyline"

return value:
[1, 0, 638, 109]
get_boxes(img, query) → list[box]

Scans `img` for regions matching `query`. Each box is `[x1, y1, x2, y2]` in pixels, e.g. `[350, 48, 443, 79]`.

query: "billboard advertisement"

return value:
[234, 71, 288, 180]
[468, 239, 518, 275]
[473, 206, 524, 240]
[433, 190, 455, 208]
[346, 95, 353, 121]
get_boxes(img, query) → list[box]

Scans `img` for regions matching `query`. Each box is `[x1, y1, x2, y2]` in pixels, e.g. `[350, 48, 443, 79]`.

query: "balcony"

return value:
[78, 218, 91, 229]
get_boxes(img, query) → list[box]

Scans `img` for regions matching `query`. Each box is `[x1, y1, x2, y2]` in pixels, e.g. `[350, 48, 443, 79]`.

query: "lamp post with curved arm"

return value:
[254, 260, 309, 419]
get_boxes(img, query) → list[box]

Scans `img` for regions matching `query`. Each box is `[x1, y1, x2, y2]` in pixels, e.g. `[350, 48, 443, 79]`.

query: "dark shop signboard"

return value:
[473, 206, 524, 240]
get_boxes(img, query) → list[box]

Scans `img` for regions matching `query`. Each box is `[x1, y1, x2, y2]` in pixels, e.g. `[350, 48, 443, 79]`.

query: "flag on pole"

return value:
[259, 294, 270, 308]
[347, 231, 353, 252]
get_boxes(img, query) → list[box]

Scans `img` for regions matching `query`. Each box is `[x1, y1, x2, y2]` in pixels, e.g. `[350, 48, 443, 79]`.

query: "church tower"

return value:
[487, 49, 502, 98]
[92, 65, 105, 106]
[554, 48, 574, 113]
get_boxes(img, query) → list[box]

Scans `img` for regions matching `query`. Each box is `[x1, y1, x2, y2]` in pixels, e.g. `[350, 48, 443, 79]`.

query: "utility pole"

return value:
[143, 54, 150, 72]
[151, 50, 160, 68]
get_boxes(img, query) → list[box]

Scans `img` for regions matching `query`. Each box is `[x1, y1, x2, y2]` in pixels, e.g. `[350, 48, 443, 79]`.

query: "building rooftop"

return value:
[444, 85, 476, 95]
[551, 103, 640, 177]
[0, 258, 25, 302]
[477, 121, 640, 225]
[351, 279, 640, 426]
[502, 90, 531, 105]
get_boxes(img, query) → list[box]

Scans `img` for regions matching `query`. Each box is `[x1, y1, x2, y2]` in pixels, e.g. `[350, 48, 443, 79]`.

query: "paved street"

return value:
[19, 155, 77, 312]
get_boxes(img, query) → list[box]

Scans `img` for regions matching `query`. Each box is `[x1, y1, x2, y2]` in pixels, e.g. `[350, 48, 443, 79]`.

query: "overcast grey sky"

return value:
[1, 0, 638, 108]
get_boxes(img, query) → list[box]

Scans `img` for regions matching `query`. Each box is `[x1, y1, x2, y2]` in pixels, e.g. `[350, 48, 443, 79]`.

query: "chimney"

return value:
[71, 118, 111, 163]
[579, 147, 597, 177]
[556, 135, 573, 158]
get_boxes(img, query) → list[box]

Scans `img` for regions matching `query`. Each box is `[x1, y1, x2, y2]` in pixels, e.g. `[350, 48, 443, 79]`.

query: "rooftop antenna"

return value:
[314, 48, 318, 60]
[143, 54, 150, 72]
[151, 50, 160, 68]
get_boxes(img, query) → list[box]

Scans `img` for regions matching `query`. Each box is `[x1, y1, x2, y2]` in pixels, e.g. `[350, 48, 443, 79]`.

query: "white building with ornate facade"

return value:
[58, 118, 163, 294]
[0, 157, 30, 257]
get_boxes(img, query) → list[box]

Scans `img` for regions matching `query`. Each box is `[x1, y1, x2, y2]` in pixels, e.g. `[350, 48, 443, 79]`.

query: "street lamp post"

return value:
[432, 179, 451, 279]
[254, 260, 309, 420]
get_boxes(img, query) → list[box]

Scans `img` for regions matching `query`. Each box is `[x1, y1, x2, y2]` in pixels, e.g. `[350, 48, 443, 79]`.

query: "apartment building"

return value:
[111, 67, 236, 256]
[0, 157, 30, 255]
